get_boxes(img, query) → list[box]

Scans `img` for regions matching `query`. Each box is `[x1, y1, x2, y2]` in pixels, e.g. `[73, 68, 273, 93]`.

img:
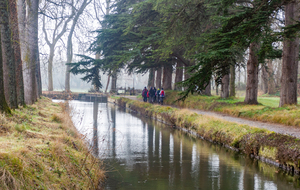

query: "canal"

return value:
[64, 100, 300, 190]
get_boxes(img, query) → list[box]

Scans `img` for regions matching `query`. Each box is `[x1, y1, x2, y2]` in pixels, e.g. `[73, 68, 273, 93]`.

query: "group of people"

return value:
[142, 87, 165, 105]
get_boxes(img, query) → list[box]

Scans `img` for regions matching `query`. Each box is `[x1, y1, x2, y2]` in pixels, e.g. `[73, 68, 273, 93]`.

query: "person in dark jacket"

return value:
[142, 87, 148, 102]
[156, 88, 161, 103]
[149, 87, 155, 103]
[153, 87, 157, 102]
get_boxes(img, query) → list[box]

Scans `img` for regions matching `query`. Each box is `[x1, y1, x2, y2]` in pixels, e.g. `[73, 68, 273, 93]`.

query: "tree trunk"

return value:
[36, 47, 42, 97]
[65, 0, 90, 92]
[204, 80, 211, 96]
[244, 42, 259, 104]
[279, 2, 299, 106]
[0, 33, 11, 113]
[48, 46, 54, 91]
[105, 73, 111, 93]
[230, 64, 235, 97]
[0, 0, 18, 109]
[162, 63, 172, 90]
[111, 71, 117, 93]
[148, 68, 155, 88]
[9, 0, 25, 106]
[156, 67, 162, 89]
[24, 0, 38, 104]
[174, 61, 183, 91]
[267, 60, 276, 94]
[261, 64, 268, 94]
[17, 0, 26, 56]
[221, 74, 229, 98]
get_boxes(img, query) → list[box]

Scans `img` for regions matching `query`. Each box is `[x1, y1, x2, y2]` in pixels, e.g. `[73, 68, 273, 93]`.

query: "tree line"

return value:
[69, 0, 300, 107]
[0, 0, 41, 113]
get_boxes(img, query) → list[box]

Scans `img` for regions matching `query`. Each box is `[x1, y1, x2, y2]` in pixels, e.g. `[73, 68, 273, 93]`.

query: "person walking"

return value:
[153, 87, 157, 103]
[160, 88, 165, 105]
[142, 87, 148, 102]
[156, 88, 160, 103]
[149, 87, 155, 103]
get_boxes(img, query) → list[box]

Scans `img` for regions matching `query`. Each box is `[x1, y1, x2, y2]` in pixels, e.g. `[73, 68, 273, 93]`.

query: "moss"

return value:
[259, 146, 277, 160]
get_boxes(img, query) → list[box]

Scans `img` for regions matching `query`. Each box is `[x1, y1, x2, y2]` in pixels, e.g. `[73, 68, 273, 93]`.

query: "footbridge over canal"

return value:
[42, 91, 107, 102]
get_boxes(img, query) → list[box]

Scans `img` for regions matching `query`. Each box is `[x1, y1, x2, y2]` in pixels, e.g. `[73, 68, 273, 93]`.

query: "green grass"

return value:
[164, 91, 300, 127]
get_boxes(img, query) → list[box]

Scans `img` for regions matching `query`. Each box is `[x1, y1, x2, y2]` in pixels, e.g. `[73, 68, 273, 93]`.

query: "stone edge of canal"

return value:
[110, 97, 300, 175]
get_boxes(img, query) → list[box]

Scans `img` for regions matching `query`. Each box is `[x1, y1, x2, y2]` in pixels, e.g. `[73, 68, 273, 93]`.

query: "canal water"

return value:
[65, 100, 300, 190]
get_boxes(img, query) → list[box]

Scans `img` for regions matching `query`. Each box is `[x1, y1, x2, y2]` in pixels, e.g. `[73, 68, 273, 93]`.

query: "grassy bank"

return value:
[117, 97, 300, 174]
[0, 97, 105, 189]
[163, 91, 300, 127]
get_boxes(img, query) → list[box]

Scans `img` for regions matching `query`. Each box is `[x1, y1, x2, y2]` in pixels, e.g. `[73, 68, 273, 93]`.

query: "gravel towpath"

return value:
[123, 96, 300, 138]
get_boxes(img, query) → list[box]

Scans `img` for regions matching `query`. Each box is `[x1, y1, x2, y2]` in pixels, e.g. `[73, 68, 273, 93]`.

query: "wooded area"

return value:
[0, 0, 299, 113]
[68, 0, 300, 107]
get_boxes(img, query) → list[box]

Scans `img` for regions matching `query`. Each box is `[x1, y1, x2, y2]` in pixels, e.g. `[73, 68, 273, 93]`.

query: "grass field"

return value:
[163, 91, 300, 127]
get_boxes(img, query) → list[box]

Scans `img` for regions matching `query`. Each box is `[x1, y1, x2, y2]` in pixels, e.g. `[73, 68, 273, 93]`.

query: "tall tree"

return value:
[279, 1, 299, 106]
[221, 74, 229, 98]
[261, 64, 268, 94]
[148, 68, 155, 88]
[41, 1, 75, 91]
[0, 0, 18, 108]
[156, 67, 162, 89]
[0, 33, 11, 114]
[24, 0, 39, 104]
[175, 61, 183, 91]
[9, 0, 25, 106]
[244, 42, 259, 104]
[162, 62, 172, 90]
[65, 0, 91, 92]
[267, 60, 276, 94]
[229, 64, 235, 97]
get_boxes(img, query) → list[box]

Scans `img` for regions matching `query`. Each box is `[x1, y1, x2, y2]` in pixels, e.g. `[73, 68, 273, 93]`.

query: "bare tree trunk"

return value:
[17, 0, 26, 60]
[280, 2, 299, 106]
[230, 64, 235, 97]
[9, 0, 25, 106]
[24, 0, 38, 104]
[0, 33, 11, 113]
[156, 67, 162, 89]
[105, 73, 111, 93]
[204, 80, 211, 96]
[244, 42, 259, 104]
[111, 71, 117, 93]
[36, 48, 42, 97]
[162, 63, 172, 90]
[175, 61, 183, 91]
[221, 74, 229, 98]
[48, 46, 54, 91]
[267, 60, 276, 94]
[65, 0, 90, 92]
[261, 64, 268, 94]
[148, 68, 155, 88]
[0, 0, 18, 108]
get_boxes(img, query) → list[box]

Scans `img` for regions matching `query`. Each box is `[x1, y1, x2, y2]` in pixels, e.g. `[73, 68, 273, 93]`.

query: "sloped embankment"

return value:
[0, 97, 105, 189]
[117, 97, 300, 175]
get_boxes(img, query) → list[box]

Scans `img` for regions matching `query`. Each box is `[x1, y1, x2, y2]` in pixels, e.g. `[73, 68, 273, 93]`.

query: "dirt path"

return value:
[124, 96, 300, 138]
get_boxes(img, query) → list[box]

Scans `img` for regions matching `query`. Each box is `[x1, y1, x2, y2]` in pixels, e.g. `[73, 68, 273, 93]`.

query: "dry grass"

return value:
[0, 97, 105, 189]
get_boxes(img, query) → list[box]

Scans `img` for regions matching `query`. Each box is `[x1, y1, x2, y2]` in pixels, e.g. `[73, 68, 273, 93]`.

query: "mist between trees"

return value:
[0, 0, 299, 113]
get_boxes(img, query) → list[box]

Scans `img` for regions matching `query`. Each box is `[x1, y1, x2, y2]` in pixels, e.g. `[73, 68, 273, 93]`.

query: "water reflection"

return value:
[68, 100, 300, 190]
